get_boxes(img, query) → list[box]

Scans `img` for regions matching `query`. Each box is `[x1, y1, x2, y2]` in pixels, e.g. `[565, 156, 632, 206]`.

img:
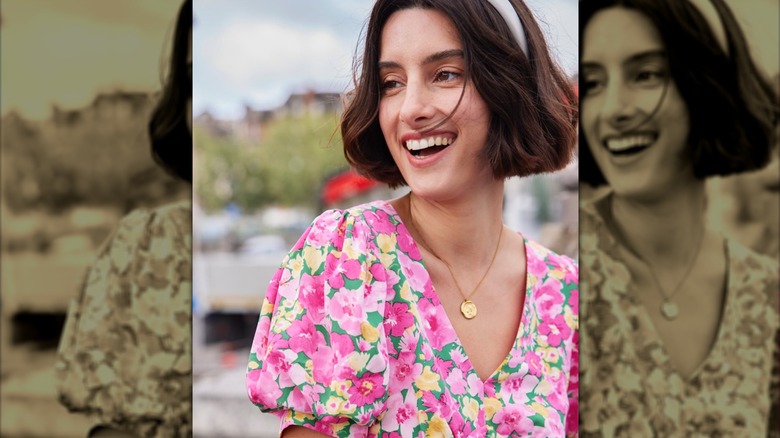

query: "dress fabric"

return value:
[56, 200, 192, 437]
[246, 200, 579, 437]
[579, 194, 780, 437]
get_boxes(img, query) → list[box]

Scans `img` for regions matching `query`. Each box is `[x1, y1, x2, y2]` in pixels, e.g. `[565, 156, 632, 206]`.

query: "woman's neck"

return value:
[608, 181, 707, 270]
[403, 181, 505, 266]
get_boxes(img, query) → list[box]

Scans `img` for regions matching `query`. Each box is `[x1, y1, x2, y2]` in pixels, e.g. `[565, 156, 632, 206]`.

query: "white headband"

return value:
[485, 0, 529, 55]
[689, 0, 729, 55]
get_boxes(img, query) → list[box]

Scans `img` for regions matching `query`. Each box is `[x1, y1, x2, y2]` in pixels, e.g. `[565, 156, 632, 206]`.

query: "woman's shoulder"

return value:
[298, 200, 400, 250]
[525, 237, 578, 280]
[726, 237, 779, 309]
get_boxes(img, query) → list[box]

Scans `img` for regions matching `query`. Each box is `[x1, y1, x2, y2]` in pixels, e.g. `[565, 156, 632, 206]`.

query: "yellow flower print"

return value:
[377, 233, 397, 253]
[361, 322, 379, 343]
[289, 254, 304, 276]
[325, 395, 348, 415]
[348, 352, 371, 372]
[531, 401, 549, 418]
[426, 414, 450, 438]
[415, 366, 441, 391]
[303, 246, 323, 272]
[485, 397, 503, 421]
[463, 397, 479, 421]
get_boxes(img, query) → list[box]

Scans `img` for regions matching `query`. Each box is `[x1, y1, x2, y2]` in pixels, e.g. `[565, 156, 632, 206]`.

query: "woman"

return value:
[579, 0, 778, 436]
[55, 1, 192, 436]
[246, 0, 578, 436]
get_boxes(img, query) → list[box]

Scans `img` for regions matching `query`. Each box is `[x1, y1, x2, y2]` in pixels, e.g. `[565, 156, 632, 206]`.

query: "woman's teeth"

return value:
[605, 134, 656, 155]
[405, 136, 453, 151]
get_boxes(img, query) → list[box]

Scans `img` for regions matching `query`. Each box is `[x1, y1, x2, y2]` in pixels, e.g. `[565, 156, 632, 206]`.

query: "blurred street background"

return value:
[1, 1, 188, 436]
[191, 0, 578, 436]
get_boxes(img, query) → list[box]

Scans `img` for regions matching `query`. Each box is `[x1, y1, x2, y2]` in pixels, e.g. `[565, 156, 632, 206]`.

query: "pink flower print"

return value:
[546, 384, 568, 412]
[494, 404, 535, 436]
[298, 274, 326, 323]
[499, 374, 538, 404]
[565, 397, 578, 434]
[422, 308, 457, 350]
[389, 351, 421, 393]
[330, 332, 356, 359]
[329, 289, 364, 335]
[251, 315, 271, 354]
[525, 351, 543, 377]
[364, 209, 397, 235]
[396, 223, 422, 260]
[567, 287, 579, 314]
[432, 356, 454, 381]
[383, 391, 418, 437]
[287, 315, 323, 356]
[536, 278, 564, 317]
[450, 413, 474, 438]
[526, 251, 550, 280]
[369, 261, 387, 282]
[445, 368, 467, 395]
[348, 372, 385, 406]
[246, 369, 282, 406]
[539, 314, 572, 347]
[397, 251, 429, 291]
[287, 386, 310, 412]
[384, 302, 415, 337]
[312, 345, 335, 383]
[398, 331, 419, 353]
[265, 349, 292, 375]
[326, 254, 362, 289]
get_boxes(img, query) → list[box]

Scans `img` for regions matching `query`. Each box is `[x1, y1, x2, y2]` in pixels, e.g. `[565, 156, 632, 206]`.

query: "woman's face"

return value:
[582, 7, 692, 200]
[378, 8, 493, 200]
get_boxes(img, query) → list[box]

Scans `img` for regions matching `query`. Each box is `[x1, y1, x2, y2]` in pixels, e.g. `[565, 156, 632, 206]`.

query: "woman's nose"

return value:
[601, 82, 638, 129]
[399, 80, 436, 127]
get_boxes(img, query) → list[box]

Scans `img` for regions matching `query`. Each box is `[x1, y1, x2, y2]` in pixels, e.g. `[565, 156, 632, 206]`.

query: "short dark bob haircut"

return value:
[148, 0, 192, 183]
[341, 0, 578, 188]
[579, 0, 777, 187]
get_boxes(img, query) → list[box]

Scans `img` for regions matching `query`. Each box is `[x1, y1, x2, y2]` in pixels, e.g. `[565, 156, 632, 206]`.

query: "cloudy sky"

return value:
[193, 0, 579, 120]
[1, 0, 183, 120]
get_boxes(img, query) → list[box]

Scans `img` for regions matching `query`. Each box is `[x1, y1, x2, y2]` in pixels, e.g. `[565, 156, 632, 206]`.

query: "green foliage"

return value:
[2, 103, 186, 215]
[195, 112, 349, 213]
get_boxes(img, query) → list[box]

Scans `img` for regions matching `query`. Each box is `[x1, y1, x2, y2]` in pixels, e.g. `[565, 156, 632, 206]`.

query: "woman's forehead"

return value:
[379, 8, 462, 62]
[582, 7, 664, 65]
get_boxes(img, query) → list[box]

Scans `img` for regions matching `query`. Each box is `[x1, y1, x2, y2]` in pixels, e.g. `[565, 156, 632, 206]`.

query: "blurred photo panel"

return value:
[192, 0, 576, 436]
[1, 1, 192, 436]
[579, 0, 779, 436]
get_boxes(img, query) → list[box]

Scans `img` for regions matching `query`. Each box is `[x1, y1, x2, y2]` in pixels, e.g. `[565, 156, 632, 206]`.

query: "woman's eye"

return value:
[434, 70, 460, 82]
[582, 78, 604, 96]
[381, 80, 402, 93]
[634, 69, 666, 86]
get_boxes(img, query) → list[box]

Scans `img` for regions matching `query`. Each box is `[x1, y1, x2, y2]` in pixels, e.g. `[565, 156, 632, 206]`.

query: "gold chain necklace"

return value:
[408, 197, 503, 320]
[606, 198, 705, 321]
[645, 227, 705, 320]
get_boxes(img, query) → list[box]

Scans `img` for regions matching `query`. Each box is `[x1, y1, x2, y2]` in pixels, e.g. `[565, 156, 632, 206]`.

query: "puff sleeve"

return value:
[246, 208, 390, 437]
[55, 201, 192, 437]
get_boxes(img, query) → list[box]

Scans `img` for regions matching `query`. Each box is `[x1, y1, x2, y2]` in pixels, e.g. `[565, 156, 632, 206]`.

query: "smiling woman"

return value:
[578, 0, 778, 436]
[245, 0, 578, 437]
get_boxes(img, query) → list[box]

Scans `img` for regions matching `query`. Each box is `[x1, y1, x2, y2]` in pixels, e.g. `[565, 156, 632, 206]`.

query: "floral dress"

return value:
[579, 194, 780, 437]
[56, 200, 192, 437]
[246, 200, 578, 437]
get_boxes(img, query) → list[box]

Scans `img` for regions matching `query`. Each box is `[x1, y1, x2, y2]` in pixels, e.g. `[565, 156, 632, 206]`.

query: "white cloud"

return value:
[203, 19, 353, 91]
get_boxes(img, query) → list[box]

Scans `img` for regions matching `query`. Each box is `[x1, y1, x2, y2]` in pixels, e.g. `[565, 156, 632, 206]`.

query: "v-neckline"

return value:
[633, 239, 732, 384]
[382, 200, 533, 386]
[588, 192, 732, 384]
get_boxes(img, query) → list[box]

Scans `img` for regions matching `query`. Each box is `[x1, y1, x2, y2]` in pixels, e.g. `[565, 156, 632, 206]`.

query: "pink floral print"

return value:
[246, 200, 578, 437]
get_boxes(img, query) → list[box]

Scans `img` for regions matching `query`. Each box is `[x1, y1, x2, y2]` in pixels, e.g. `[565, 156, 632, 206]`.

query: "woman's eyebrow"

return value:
[581, 49, 665, 70]
[378, 49, 464, 71]
[623, 49, 665, 66]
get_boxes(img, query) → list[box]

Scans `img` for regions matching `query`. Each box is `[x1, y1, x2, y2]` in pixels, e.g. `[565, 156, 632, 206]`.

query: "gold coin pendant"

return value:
[460, 300, 477, 319]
